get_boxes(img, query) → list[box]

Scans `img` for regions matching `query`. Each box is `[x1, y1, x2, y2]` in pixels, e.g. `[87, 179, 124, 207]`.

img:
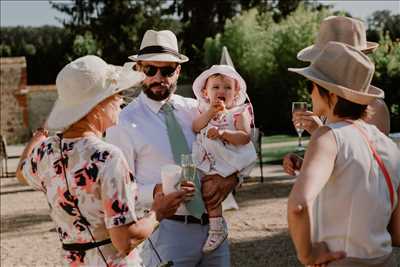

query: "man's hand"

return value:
[292, 111, 323, 135]
[282, 153, 303, 176]
[152, 188, 194, 221]
[302, 242, 346, 267]
[202, 173, 238, 210]
[180, 180, 195, 202]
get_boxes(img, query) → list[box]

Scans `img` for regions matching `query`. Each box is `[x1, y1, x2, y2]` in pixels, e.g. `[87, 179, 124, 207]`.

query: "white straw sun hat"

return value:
[192, 65, 247, 107]
[47, 55, 145, 130]
[289, 42, 384, 105]
[297, 16, 379, 62]
[129, 30, 188, 63]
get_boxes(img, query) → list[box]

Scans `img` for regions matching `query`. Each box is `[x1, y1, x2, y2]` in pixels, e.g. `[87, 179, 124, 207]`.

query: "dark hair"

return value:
[313, 83, 368, 120]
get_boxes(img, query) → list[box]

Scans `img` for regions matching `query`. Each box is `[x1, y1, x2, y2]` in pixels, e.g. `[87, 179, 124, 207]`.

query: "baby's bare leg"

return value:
[207, 203, 222, 218]
[202, 179, 223, 218]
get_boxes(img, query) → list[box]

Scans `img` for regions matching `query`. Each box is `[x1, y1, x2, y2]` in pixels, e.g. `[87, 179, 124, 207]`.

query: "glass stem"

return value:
[298, 133, 302, 147]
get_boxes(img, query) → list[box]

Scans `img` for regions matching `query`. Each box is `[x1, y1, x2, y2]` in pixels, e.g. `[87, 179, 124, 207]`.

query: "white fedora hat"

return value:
[129, 30, 188, 63]
[192, 65, 247, 106]
[297, 16, 379, 62]
[289, 42, 384, 105]
[47, 55, 145, 130]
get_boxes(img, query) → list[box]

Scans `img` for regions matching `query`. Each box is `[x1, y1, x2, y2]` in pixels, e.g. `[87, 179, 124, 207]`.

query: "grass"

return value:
[262, 146, 307, 164]
[259, 134, 308, 163]
[262, 134, 310, 144]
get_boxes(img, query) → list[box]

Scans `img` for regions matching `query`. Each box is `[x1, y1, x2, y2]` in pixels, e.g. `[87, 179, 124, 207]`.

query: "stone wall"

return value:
[0, 57, 29, 144]
[26, 85, 57, 133]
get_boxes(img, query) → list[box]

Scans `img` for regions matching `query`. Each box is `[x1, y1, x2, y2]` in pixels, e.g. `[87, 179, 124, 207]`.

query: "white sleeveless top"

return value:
[311, 120, 400, 259]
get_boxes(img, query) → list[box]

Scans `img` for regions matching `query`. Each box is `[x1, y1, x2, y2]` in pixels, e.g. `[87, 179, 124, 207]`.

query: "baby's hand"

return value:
[209, 100, 225, 116]
[207, 127, 221, 140]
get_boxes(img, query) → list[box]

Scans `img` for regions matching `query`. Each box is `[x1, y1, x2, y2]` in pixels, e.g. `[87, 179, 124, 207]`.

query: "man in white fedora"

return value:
[283, 16, 392, 176]
[106, 30, 235, 266]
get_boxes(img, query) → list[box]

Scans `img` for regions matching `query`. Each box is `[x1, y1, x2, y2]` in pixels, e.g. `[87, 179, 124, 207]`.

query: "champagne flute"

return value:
[181, 154, 196, 182]
[292, 102, 308, 151]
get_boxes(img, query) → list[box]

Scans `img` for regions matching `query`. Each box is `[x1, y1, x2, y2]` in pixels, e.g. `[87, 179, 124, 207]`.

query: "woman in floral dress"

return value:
[16, 55, 192, 266]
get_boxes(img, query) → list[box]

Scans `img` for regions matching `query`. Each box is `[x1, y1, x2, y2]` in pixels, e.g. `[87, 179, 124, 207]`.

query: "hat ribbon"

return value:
[138, 45, 182, 59]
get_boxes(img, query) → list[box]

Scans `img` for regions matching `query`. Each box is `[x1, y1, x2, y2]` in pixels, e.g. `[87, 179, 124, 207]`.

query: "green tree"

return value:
[367, 10, 400, 42]
[72, 32, 101, 58]
[170, 0, 243, 80]
[369, 33, 400, 131]
[0, 44, 12, 56]
[0, 26, 74, 84]
[52, 0, 181, 64]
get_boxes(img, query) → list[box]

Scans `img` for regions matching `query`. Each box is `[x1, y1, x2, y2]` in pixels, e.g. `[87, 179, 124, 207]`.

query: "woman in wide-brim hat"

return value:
[293, 16, 390, 136]
[287, 42, 400, 266]
[15, 55, 191, 266]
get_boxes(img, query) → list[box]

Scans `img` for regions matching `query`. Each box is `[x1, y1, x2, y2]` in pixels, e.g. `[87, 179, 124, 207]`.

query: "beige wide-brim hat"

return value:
[289, 42, 384, 105]
[129, 30, 188, 63]
[297, 16, 379, 62]
[47, 55, 145, 130]
[192, 65, 247, 106]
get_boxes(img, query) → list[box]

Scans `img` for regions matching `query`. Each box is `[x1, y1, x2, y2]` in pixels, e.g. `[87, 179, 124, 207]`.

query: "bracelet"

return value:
[146, 210, 160, 229]
[33, 127, 49, 137]
[144, 210, 160, 225]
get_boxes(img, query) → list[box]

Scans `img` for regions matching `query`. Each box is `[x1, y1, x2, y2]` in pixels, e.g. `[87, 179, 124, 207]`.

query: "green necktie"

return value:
[161, 103, 205, 219]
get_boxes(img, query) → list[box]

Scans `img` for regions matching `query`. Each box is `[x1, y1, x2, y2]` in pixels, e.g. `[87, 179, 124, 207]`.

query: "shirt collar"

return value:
[139, 91, 176, 114]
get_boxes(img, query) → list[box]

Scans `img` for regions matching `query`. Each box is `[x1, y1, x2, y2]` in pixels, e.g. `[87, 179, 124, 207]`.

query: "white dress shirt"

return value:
[106, 92, 199, 215]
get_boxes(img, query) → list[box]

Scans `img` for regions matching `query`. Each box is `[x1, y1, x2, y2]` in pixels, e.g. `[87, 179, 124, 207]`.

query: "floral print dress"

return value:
[22, 135, 141, 267]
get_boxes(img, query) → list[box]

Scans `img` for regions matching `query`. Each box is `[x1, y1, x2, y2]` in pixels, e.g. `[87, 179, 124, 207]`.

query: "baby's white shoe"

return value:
[202, 217, 228, 254]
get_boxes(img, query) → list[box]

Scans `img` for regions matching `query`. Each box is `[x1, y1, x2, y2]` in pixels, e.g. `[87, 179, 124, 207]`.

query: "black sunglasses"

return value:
[141, 65, 177, 77]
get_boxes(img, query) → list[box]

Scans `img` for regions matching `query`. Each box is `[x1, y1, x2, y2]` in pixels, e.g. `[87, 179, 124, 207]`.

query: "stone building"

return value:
[1, 57, 57, 144]
[0, 57, 29, 144]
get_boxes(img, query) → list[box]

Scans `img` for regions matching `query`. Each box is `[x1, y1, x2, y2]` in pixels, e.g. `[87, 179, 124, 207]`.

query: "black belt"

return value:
[62, 238, 112, 252]
[167, 214, 209, 225]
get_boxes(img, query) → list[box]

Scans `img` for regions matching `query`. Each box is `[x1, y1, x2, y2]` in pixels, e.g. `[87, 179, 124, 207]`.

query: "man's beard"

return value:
[142, 82, 177, 101]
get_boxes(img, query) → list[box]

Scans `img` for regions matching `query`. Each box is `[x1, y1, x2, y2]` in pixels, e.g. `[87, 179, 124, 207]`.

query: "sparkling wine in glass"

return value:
[292, 102, 308, 151]
[181, 154, 197, 182]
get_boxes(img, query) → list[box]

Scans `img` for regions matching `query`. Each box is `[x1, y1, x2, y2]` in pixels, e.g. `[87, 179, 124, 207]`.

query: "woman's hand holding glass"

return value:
[292, 102, 308, 150]
[292, 111, 324, 135]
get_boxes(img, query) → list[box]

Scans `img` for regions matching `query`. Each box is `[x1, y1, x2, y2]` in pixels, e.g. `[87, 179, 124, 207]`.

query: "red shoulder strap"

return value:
[346, 120, 395, 209]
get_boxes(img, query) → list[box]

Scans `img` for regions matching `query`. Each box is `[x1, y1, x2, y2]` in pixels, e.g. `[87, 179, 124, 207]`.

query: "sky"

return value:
[1, 0, 399, 27]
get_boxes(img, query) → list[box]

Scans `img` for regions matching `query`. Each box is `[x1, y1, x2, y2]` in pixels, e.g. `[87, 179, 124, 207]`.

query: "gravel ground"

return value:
[1, 171, 399, 267]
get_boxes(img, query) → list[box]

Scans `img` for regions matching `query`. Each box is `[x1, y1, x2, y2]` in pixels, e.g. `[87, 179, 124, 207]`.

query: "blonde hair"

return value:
[64, 95, 120, 135]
